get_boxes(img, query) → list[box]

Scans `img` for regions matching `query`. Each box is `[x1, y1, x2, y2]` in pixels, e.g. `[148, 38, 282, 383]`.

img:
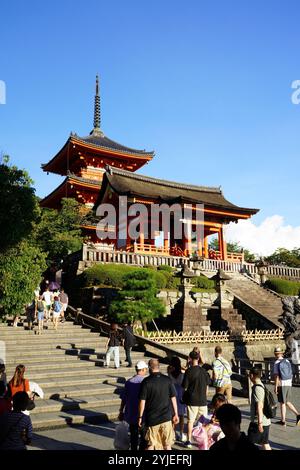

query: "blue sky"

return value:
[1, 0, 300, 252]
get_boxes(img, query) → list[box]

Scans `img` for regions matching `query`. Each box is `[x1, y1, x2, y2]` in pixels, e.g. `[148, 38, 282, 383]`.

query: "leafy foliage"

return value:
[109, 270, 165, 325]
[0, 161, 39, 252]
[193, 275, 216, 290]
[0, 241, 47, 318]
[34, 198, 83, 264]
[80, 263, 168, 290]
[264, 278, 300, 296]
[265, 248, 300, 268]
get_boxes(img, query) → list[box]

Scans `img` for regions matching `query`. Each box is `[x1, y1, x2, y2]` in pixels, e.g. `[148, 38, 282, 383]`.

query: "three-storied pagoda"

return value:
[40, 76, 154, 211]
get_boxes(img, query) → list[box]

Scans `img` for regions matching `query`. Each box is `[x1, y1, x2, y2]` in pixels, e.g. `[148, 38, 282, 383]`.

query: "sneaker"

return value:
[275, 420, 286, 426]
[180, 433, 187, 442]
[185, 440, 192, 449]
[296, 415, 300, 426]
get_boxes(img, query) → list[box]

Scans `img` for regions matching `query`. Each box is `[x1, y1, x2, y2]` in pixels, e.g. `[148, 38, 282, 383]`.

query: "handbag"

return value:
[247, 422, 264, 445]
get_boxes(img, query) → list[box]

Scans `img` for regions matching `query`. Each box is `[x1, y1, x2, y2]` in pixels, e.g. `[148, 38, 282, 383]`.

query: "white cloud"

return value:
[224, 215, 300, 256]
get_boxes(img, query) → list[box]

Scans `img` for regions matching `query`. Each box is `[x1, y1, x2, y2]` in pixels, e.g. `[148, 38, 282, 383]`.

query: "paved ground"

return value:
[27, 386, 300, 451]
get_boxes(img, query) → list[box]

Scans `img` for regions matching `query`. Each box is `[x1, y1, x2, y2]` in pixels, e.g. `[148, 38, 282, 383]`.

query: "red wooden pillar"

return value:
[218, 226, 227, 260]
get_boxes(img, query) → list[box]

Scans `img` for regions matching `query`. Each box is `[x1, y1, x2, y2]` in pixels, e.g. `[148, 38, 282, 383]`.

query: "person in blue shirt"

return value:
[118, 360, 148, 450]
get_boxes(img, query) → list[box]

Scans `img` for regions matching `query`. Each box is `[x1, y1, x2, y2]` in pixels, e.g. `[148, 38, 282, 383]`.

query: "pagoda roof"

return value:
[41, 133, 154, 175]
[40, 174, 101, 209]
[97, 166, 259, 217]
[72, 130, 154, 157]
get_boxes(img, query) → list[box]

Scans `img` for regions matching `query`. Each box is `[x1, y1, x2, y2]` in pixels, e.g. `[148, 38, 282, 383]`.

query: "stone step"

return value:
[21, 367, 139, 388]
[4, 340, 107, 352]
[37, 382, 125, 400]
[1, 333, 103, 345]
[31, 395, 121, 414]
[30, 405, 120, 430]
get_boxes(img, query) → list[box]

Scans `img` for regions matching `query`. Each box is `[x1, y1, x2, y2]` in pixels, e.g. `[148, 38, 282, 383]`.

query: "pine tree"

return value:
[109, 270, 165, 330]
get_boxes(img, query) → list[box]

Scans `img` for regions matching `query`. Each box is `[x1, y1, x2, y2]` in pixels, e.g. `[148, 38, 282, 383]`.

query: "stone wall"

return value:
[157, 290, 219, 316]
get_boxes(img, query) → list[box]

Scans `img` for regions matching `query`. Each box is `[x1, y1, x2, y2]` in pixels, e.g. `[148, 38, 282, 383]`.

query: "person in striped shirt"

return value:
[0, 391, 33, 450]
[212, 346, 232, 403]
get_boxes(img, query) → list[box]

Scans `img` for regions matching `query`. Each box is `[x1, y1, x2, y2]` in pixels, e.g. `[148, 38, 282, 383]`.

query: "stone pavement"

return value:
[27, 403, 300, 451]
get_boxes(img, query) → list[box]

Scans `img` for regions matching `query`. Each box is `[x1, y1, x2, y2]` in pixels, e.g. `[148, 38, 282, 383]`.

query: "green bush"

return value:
[151, 271, 167, 289]
[82, 264, 138, 288]
[157, 265, 174, 273]
[81, 263, 167, 290]
[193, 275, 215, 290]
[265, 278, 300, 296]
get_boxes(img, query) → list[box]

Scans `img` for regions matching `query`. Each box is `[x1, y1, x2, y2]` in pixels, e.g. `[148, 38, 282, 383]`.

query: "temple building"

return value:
[41, 77, 258, 261]
[96, 166, 258, 261]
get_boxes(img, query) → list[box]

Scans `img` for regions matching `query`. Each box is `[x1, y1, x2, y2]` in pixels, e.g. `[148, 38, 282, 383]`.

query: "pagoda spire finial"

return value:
[92, 74, 103, 136]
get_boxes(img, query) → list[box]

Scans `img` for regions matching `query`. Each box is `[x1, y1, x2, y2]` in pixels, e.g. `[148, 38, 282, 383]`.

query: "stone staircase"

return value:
[225, 273, 283, 328]
[1, 318, 247, 431]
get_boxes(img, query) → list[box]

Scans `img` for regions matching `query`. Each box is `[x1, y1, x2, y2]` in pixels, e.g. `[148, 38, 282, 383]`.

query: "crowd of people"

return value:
[1, 310, 300, 451]
[117, 345, 300, 451]
[13, 284, 69, 334]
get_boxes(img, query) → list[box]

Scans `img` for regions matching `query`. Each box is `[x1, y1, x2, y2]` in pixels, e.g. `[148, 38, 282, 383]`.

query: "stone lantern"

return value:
[190, 254, 204, 277]
[255, 257, 268, 285]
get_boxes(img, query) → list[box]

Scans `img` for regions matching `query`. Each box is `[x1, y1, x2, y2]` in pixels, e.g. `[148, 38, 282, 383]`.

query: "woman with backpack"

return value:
[273, 346, 300, 426]
[36, 295, 46, 335]
[52, 296, 62, 330]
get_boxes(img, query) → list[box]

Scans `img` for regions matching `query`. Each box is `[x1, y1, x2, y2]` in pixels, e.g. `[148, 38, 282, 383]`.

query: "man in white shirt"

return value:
[42, 287, 53, 323]
[273, 346, 300, 426]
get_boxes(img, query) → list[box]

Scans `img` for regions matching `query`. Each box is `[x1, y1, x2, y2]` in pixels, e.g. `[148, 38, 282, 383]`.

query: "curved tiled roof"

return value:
[72, 131, 154, 157]
[100, 166, 259, 215]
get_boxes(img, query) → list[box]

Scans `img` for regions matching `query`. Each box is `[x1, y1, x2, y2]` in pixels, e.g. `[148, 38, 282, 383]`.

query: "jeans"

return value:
[125, 346, 132, 367]
[106, 346, 120, 368]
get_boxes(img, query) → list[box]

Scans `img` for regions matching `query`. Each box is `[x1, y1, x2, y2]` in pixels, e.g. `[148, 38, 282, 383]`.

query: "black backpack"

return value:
[254, 384, 277, 419]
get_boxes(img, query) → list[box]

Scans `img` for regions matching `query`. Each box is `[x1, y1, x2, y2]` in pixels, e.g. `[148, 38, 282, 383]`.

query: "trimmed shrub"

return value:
[264, 278, 300, 296]
[81, 263, 167, 290]
[157, 265, 174, 273]
[82, 264, 139, 288]
[193, 275, 215, 290]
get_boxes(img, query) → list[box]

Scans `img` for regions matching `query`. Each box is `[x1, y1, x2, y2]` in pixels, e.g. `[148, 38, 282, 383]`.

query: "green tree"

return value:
[0, 158, 39, 252]
[0, 240, 47, 319]
[34, 198, 83, 264]
[208, 238, 256, 262]
[265, 248, 300, 268]
[109, 270, 165, 331]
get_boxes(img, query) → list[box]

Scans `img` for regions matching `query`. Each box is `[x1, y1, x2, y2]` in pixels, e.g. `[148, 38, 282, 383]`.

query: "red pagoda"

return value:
[40, 76, 154, 213]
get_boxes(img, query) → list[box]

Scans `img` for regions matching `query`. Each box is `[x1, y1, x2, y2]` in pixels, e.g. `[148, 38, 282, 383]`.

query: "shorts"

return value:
[145, 421, 175, 449]
[53, 311, 61, 318]
[248, 422, 270, 445]
[37, 312, 44, 321]
[187, 405, 208, 423]
[62, 303, 68, 312]
[278, 386, 292, 404]
[216, 384, 232, 401]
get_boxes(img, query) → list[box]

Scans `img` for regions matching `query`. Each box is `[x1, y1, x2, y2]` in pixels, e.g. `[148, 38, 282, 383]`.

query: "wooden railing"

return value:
[131, 243, 170, 256]
[240, 329, 284, 342]
[142, 330, 230, 344]
[136, 328, 284, 344]
[265, 265, 300, 279]
[81, 244, 300, 278]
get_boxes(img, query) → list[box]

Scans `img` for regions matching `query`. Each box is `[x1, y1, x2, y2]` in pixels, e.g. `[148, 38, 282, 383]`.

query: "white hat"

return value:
[136, 360, 148, 370]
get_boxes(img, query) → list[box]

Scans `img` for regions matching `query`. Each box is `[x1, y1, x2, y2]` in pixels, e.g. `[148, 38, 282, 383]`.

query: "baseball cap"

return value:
[274, 347, 283, 354]
[136, 360, 148, 370]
